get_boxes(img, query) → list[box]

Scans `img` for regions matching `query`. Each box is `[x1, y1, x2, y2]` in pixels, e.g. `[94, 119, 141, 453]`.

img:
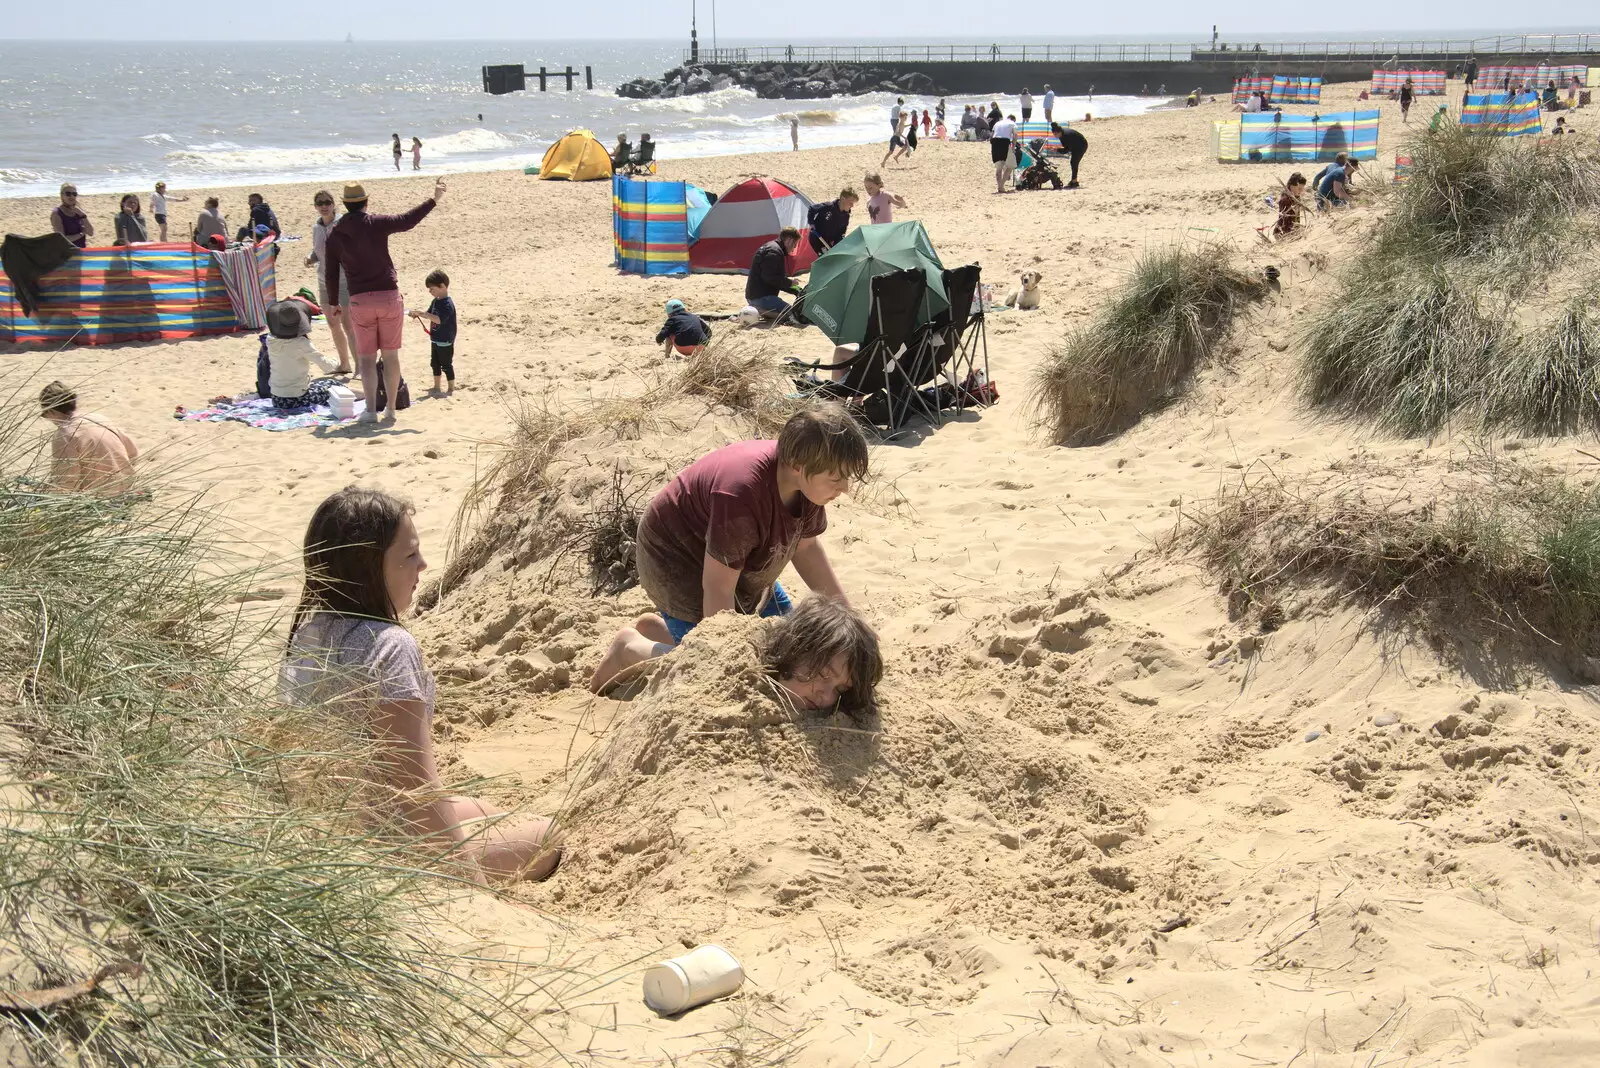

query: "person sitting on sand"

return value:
[590, 406, 868, 694]
[745, 226, 803, 317]
[193, 197, 227, 249]
[1313, 154, 1359, 209]
[282, 486, 563, 883]
[265, 299, 343, 410]
[113, 193, 148, 246]
[807, 188, 857, 255]
[39, 381, 139, 495]
[656, 298, 711, 357]
[1274, 173, 1308, 237]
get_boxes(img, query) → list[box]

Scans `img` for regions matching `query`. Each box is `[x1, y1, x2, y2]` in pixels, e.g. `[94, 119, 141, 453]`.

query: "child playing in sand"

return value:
[656, 298, 710, 357]
[150, 182, 188, 242]
[282, 486, 563, 882]
[590, 406, 869, 693]
[1274, 173, 1307, 238]
[407, 269, 456, 394]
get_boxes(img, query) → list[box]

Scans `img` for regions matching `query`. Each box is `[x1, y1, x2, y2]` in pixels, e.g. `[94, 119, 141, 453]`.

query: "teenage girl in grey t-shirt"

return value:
[282, 486, 561, 883]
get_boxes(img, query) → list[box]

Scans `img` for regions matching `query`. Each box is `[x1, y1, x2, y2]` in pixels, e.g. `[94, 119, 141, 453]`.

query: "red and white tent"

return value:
[689, 177, 819, 275]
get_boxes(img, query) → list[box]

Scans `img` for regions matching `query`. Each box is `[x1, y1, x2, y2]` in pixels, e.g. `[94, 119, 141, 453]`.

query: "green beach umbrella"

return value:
[802, 220, 948, 344]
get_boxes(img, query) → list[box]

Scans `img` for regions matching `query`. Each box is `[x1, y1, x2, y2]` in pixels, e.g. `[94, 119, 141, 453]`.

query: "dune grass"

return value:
[1028, 243, 1266, 446]
[0, 406, 552, 1064]
[1301, 126, 1600, 437]
[1171, 465, 1600, 664]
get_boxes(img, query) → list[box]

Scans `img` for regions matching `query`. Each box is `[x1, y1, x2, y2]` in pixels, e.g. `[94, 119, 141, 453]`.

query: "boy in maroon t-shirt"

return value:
[590, 407, 869, 694]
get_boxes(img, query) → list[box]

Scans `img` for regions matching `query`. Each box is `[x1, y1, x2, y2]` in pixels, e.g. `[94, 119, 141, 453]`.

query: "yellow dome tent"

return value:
[538, 129, 614, 181]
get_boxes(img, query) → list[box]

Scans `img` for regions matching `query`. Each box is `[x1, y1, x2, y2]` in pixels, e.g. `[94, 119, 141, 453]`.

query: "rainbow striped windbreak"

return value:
[1460, 93, 1543, 137]
[1220, 111, 1380, 162]
[1271, 77, 1322, 104]
[0, 240, 276, 346]
[1371, 70, 1446, 94]
[1232, 76, 1274, 104]
[613, 175, 690, 277]
[1478, 65, 1585, 91]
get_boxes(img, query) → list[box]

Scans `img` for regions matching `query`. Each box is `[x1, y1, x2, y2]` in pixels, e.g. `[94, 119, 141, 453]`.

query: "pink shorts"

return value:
[348, 290, 404, 354]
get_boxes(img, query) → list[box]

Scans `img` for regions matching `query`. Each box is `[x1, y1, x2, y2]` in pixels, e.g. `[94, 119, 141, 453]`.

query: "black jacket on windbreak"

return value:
[745, 240, 800, 301]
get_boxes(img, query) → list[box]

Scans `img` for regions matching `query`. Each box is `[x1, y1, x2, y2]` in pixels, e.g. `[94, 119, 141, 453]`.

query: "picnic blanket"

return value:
[175, 387, 363, 432]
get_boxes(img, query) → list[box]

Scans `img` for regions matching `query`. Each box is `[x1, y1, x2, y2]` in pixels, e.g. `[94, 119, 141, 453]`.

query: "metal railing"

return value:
[681, 34, 1600, 66]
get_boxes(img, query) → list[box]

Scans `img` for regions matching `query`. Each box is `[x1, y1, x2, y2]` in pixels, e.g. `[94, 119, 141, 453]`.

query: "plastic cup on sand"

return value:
[642, 944, 744, 1015]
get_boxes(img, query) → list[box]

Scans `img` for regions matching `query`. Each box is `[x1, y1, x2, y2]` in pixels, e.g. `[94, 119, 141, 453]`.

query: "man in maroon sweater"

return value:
[325, 177, 445, 423]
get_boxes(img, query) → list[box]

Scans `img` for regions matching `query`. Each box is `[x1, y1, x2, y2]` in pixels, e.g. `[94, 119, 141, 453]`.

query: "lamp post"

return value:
[690, 0, 698, 64]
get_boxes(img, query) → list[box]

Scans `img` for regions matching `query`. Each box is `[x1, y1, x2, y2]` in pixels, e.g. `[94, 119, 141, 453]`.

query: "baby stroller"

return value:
[1015, 139, 1064, 191]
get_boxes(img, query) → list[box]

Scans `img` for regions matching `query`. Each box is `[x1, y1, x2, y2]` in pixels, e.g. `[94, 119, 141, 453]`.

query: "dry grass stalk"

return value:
[678, 335, 807, 438]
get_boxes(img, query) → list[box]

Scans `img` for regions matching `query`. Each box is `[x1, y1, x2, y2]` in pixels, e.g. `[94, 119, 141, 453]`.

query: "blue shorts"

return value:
[661, 582, 792, 643]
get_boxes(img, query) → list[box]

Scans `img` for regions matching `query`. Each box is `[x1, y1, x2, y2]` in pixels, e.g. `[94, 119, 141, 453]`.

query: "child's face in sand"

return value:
[382, 514, 427, 617]
[780, 653, 851, 710]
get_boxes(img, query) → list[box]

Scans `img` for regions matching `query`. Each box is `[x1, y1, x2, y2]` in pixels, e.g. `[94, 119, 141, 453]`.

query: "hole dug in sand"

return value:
[539, 612, 1206, 985]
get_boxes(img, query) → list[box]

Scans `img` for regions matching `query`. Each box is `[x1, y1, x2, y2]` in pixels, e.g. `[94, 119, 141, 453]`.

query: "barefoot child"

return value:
[408, 269, 456, 394]
[591, 406, 869, 692]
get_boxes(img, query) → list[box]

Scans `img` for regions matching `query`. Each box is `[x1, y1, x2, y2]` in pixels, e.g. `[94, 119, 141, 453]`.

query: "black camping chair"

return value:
[610, 139, 633, 171]
[785, 268, 928, 437]
[627, 137, 657, 175]
[940, 263, 992, 411]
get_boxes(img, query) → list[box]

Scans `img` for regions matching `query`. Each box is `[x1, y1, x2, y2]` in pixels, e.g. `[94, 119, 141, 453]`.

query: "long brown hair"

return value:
[289, 486, 412, 641]
[764, 597, 883, 716]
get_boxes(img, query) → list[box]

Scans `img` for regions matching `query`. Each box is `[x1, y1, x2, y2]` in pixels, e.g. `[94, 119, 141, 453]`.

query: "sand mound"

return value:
[537, 612, 1210, 990]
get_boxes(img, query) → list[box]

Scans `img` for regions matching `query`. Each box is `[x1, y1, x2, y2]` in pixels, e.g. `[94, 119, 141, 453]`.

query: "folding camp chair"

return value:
[938, 264, 992, 411]
[785, 268, 929, 437]
[627, 137, 657, 176]
[610, 140, 633, 172]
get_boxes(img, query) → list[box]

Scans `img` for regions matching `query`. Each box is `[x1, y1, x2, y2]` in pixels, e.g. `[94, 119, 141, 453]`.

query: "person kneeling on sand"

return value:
[282, 486, 562, 884]
[591, 406, 869, 693]
[657, 298, 711, 357]
[1313, 154, 1359, 209]
[745, 227, 803, 318]
[39, 381, 139, 495]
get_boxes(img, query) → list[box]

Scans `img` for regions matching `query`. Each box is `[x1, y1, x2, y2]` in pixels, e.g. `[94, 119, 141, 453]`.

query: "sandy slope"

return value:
[3, 83, 1598, 1064]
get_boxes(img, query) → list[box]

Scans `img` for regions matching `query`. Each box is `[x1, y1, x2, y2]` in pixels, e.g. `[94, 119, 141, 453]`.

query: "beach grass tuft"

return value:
[1301, 126, 1600, 436]
[0, 403, 553, 1065]
[1171, 464, 1600, 666]
[1028, 243, 1266, 446]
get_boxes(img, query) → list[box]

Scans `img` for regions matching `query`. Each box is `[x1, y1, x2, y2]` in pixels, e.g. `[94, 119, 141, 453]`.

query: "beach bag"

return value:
[256, 334, 271, 399]
[373, 358, 411, 411]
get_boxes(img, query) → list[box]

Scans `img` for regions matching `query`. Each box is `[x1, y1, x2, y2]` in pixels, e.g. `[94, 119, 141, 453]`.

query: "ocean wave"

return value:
[140, 132, 178, 144]
[159, 129, 530, 173]
[0, 167, 51, 186]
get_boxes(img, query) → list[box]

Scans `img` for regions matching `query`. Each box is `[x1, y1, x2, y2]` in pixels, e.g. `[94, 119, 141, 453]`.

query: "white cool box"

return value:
[642, 944, 745, 1015]
[326, 385, 357, 420]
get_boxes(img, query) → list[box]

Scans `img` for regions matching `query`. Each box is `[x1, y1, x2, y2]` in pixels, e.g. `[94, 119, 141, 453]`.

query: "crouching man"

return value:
[591, 405, 870, 699]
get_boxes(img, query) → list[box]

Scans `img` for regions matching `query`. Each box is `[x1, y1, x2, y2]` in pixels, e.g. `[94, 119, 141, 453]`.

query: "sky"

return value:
[2, 5, 1596, 41]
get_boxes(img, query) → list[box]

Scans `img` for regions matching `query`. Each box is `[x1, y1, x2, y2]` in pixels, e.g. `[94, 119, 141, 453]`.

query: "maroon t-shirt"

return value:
[635, 439, 827, 622]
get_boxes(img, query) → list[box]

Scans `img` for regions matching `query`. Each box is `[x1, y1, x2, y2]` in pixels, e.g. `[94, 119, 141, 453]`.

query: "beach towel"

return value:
[211, 243, 272, 330]
[175, 388, 364, 432]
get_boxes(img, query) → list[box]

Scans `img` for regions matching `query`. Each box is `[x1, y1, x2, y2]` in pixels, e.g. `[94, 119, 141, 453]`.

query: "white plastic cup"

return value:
[642, 944, 744, 1015]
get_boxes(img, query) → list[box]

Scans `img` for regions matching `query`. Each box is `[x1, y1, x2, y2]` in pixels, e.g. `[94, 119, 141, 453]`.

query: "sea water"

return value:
[0, 39, 1158, 199]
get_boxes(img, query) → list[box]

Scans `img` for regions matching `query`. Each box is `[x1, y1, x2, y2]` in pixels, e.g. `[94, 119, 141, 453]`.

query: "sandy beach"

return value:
[3, 82, 1598, 1064]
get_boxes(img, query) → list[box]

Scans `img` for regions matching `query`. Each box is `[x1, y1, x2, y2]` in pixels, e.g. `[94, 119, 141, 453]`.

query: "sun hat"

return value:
[341, 181, 368, 204]
[266, 300, 311, 340]
[664, 299, 686, 314]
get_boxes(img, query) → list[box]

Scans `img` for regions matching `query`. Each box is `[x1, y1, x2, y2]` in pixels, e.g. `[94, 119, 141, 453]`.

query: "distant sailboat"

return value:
[345, 32, 354, 44]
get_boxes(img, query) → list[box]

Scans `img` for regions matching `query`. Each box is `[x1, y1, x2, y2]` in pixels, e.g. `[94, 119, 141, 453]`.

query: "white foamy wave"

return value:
[423, 128, 532, 155]
[0, 167, 51, 186]
[627, 85, 759, 114]
[166, 140, 398, 173]
[140, 132, 178, 144]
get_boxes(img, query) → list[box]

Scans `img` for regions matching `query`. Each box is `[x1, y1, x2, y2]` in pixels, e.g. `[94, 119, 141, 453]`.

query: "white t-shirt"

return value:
[281, 615, 437, 721]
[1020, 92, 1033, 108]
[992, 118, 1016, 141]
[150, 191, 167, 216]
[889, 103, 902, 127]
[1044, 89, 1056, 109]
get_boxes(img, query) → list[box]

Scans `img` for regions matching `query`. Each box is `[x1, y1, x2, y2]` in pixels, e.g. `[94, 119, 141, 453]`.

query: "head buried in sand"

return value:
[764, 596, 882, 716]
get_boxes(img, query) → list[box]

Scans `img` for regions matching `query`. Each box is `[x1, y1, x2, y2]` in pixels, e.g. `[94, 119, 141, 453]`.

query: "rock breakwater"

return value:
[617, 62, 947, 101]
